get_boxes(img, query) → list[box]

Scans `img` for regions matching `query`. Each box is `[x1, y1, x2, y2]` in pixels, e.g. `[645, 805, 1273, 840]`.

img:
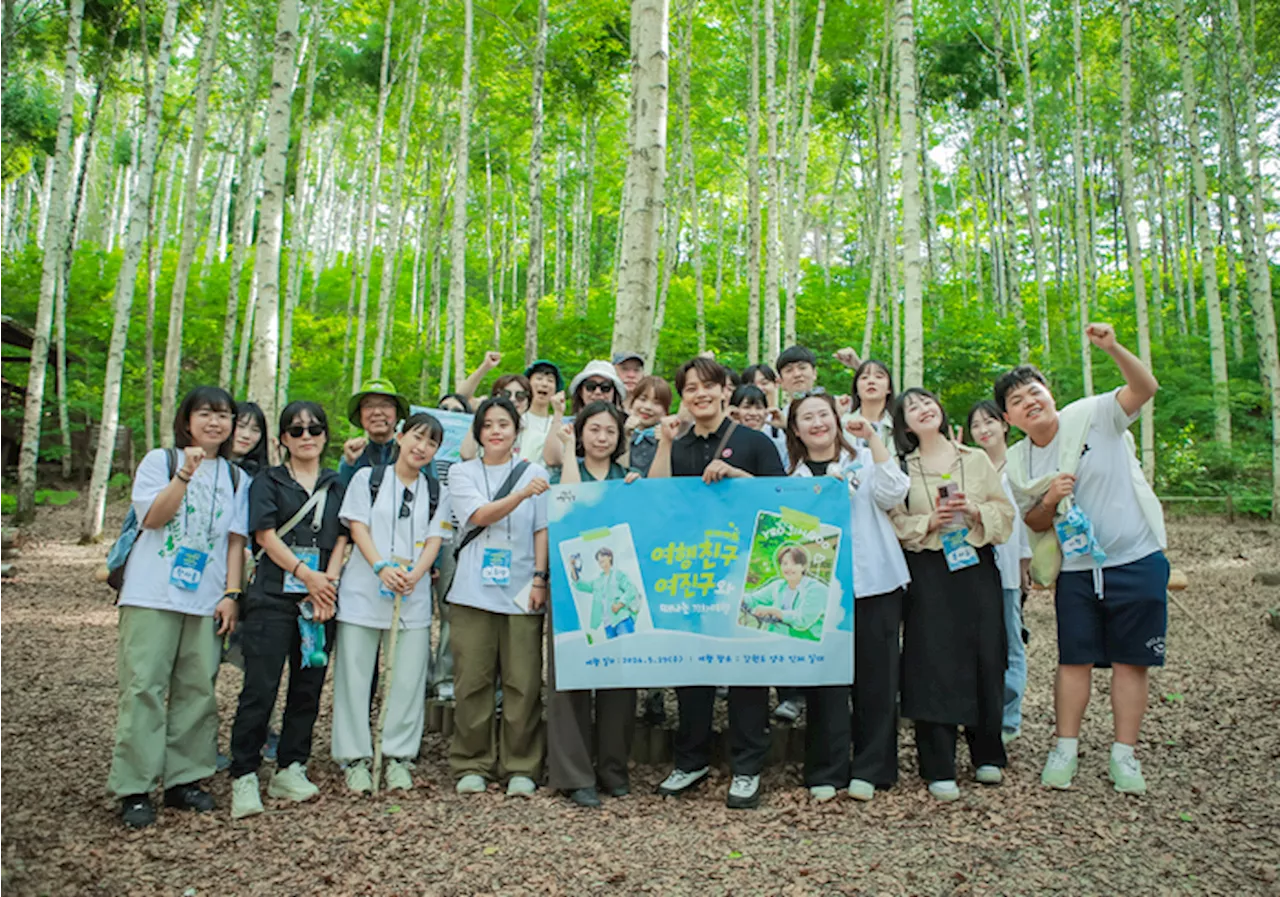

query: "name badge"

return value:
[941, 528, 979, 572]
[284, 547, 320, 594]
[169, 547, 210, 591]
[1055, 505, 1107, 564]
[378, 554, 413, 600]
[482, 546, 513, 587]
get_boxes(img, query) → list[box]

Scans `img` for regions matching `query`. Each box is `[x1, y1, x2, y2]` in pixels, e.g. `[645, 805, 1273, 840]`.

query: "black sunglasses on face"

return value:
[792, 387, 829, 400]
[582, 380, 614, 394]
[505, 390, 530, 403]
[399, 487, 414, 519]
[286, 424, 326, 438]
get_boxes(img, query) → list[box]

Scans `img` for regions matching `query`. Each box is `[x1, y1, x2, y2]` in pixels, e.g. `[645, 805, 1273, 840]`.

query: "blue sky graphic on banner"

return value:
[409, 406, 472, 464]
[548, 477, 854, 690]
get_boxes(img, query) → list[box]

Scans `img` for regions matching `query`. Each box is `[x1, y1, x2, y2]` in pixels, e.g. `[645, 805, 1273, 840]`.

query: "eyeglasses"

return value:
[792, 387, 828, 400]
[582, 380, 614, 394]
[285, 424, 326, 438]
[399, 488, 414, 519]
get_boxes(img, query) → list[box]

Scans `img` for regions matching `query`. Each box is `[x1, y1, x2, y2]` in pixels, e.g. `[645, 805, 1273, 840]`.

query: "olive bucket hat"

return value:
[347, 378, 411, 428]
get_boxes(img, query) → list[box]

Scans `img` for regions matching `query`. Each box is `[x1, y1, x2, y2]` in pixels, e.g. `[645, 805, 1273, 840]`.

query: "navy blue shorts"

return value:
[1055, 551, 1169, 667]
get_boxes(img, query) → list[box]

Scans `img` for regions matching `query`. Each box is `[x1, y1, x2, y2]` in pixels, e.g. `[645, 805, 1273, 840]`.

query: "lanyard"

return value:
[481, 458, 515, 542]
[913, 452, 967, 512]
[387, 474, 421, 560]
[181, 459, 222, 549]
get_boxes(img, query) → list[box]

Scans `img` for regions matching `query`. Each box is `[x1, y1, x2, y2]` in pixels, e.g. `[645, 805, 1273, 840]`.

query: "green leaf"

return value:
[1179, 812, 1193, 823]
[728, 850, 743, 860]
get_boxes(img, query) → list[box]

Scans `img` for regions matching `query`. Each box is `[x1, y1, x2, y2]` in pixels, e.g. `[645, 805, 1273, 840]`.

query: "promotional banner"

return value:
[409, 406, 472, 464]
[548, 477, 855, 690]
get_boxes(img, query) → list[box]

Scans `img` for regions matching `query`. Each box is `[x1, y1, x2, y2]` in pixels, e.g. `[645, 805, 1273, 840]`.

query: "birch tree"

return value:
[895, 0, 922, 388]
[83, 0, 180, 542]
[16, 0, 84, 522]
[761, 0, 781, 361]
[246, 0, 301, 435]
[746, 0, 762, 364]
[447, 0, 473, 383]
[1013, 0, 1049, 365]
[1069, 0, 1092, 395]
[525, 0, 548, 364]
[610, 0, 668, 360]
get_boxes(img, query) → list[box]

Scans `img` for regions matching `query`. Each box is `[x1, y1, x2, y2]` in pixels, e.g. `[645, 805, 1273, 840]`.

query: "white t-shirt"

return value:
[518, 411, 555, 462]
[119, 450, 250, 616]
[1022, 390, 1162, 572]
[996, 472, 1031, 590]
[444, 458, 549, 615]
[337, 467, 437, 630]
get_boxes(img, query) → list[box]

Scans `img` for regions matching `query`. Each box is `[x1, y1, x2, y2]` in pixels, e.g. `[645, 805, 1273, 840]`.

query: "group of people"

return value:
[105, 323, 1170, 827]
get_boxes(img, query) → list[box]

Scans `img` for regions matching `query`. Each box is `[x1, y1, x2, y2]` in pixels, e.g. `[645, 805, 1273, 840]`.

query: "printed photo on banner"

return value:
[556, 523, 652, 643]
[738, 509, 840, 642]
[409, 405, 472, 464]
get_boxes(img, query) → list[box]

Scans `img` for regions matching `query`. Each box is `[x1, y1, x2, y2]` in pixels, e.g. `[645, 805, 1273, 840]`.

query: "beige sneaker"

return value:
[231, 773, 264, 819]
[384, 759, 414, 792]
[268, 762, 320, 802]
[344, 761, 373, 794]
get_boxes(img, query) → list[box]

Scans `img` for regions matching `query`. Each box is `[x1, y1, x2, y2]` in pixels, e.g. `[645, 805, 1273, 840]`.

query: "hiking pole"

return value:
[371, 591, 405, 794]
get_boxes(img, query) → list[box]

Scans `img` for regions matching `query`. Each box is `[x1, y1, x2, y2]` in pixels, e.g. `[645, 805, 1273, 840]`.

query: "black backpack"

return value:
[369, 463, 440, 519]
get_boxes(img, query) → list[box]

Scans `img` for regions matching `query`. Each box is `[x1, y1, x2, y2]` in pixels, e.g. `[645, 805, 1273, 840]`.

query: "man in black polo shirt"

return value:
[649, 357, 785, 809]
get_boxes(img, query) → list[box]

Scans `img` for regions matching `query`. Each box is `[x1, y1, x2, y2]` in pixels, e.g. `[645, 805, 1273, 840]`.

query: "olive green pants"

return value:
[107, 606, 219, 797]
[448, 603, 545, 782]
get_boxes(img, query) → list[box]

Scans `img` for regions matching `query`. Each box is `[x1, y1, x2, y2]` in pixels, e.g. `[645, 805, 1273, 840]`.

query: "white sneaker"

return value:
[726, 774, 762, 809]
[655, 767, 709, 797]
[773, 699, 802, 723]
[847, 778, 875, 801]
[455, 774, 487, 795]
[435, 682, 455, 702]
[231, 773, 264, 819]
[384, 759, 414, 792]
[1040, 748, 1078, 790]
[1110, 753, 1147, 795]
[927, 780, 961, 802]
[975, 765, 1003, 785]
[506, 775, 537, 797]
[268, 762, 320, 802]
[809, 785, 837, 803]
[344, 761, 372, 794]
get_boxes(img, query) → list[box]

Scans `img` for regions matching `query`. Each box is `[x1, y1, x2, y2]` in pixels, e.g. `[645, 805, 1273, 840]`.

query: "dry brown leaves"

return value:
[2, 502, 1278, 897]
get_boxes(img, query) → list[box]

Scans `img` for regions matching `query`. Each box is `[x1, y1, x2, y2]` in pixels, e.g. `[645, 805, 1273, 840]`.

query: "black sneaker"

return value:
[565, 787, 602, 808]
[607, 784, 631, 798]
[163, 783, 215, 813]
[120, 794, 156, 828]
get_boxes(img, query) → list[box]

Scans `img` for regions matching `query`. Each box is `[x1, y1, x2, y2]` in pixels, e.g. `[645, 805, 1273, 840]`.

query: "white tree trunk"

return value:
[1012, 0, 1050, 366]
[17, 0, 84, 520]
[1173, 0, 1230, 446]
[1070, 0, 1092, 395]
[82, 0, 179, 542]
[159, 0, 225, 443]
[675, 0, 706, 351]
[895, 0, 922, 388]
[746, 0, 762, 364]
[610, 0, 668, 361]
[783, 0, 825, 349]
[1119, 0, 1154, 481]
[1224, 0, 1272, 306]
[762, 0, 781, 361]
[219, 120, 260, 391]
[246, 0, 300, 435]
[447, 0, 473, 384]
[522, 0, 548, 364]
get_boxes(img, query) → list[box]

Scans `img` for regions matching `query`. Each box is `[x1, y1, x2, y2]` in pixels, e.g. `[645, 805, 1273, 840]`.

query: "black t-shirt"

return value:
[248, 465, 348, 600]
[806, 459, 831, 476]
[670, 417, 787, 478]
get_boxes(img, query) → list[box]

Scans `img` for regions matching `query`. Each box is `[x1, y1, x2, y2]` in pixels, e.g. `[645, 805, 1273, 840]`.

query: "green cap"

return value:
[524, 359, 564, 391]
[347, 378, 410, 428]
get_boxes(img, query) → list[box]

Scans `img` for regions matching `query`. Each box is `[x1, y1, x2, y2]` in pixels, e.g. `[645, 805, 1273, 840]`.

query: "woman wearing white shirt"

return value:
[785, 391, 911, 803]
[446, 396, 551, 798]
[109, 386, 250, 829]
[840, 359, 896, 447]
[333, 412, 444, 794]
[967, 400, 1030, 744]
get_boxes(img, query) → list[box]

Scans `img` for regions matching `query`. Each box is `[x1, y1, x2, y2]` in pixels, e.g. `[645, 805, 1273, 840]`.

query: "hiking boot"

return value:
[655, 767, 709, 797]
[1109, 753, 1147, 795]
[268, 762, 320, 802]
[846, 779, 875, 802]
[726, 774, 762, 810]
[120, 794, 156, 829]
[506, 775, 536, 798]
[384, 759, 414, 792]
[456, 774, 486, 795]
[344, 760, 372, 794]
[927, 780, 960, 802]
[1040, 748, 1078, 790]
[231, 774, 264, 819]
[163, 783, 215, 812]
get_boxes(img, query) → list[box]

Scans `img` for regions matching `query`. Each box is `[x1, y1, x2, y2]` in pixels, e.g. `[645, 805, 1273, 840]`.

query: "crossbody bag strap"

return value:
[712, 420, 739, 461]
[453, 459, 532, 560]
[254, 482, 330, 563]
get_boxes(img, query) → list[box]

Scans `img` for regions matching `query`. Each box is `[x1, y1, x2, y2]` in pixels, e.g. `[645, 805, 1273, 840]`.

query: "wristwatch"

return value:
[532, 570, 550, 582]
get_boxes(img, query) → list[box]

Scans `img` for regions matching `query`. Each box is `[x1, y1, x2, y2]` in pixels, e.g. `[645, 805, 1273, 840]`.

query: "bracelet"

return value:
[222, 589, 242, 601]
[373, 560, 391, 575]
[176, 471, 192, 483]
[292, 559, 304, 577]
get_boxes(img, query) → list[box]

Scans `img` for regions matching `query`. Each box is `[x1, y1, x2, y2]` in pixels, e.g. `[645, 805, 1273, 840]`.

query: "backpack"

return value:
[369, 462, 440, 519]
[104, 450, 242, 592]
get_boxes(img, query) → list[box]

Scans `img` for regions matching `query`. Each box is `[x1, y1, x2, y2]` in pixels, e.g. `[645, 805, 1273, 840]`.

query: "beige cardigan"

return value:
[889, 443, 1014, 553]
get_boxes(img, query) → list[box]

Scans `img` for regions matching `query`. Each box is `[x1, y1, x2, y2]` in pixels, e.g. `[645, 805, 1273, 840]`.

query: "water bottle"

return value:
[297, 602, 328, 667]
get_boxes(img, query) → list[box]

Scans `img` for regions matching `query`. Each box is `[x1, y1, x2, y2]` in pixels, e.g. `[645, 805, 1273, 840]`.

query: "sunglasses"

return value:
[399, 487, 414, 519]
[792, 387, 829, 400]
[504, 390, 530, 403]
[582, 380, 614, 394]
[285, 423, 326, 438]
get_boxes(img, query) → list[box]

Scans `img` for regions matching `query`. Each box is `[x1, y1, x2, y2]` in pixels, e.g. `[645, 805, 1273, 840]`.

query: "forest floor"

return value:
[1, 499, 1279, 897]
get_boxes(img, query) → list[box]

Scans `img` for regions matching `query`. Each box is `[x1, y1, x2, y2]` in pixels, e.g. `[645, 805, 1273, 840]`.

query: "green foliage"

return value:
[0, 489, 78, 514]
[1, 76, 60, 181]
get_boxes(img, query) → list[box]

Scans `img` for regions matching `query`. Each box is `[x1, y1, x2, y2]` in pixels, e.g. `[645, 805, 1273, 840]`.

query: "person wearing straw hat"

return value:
[339, 378, 411, 487]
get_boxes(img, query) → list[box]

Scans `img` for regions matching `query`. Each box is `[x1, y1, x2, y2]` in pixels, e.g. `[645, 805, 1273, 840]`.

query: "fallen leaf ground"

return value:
[2, 501, 1278, 896]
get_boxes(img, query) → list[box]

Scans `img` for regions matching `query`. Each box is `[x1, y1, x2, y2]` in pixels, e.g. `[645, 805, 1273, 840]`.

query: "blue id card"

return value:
[284, 547, 320, 594]
[377, 555, 412, 600]
[481, 546, 513, 586]
[170, 547, 210, 591]
[941, 528, 979, 572]
[1055, 505, 1107, 564]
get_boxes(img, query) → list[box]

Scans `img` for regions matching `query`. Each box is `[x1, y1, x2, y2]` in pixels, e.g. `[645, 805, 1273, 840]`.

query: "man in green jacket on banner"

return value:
[570, 548, 641, 640]
[742, 545, 827, 641]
